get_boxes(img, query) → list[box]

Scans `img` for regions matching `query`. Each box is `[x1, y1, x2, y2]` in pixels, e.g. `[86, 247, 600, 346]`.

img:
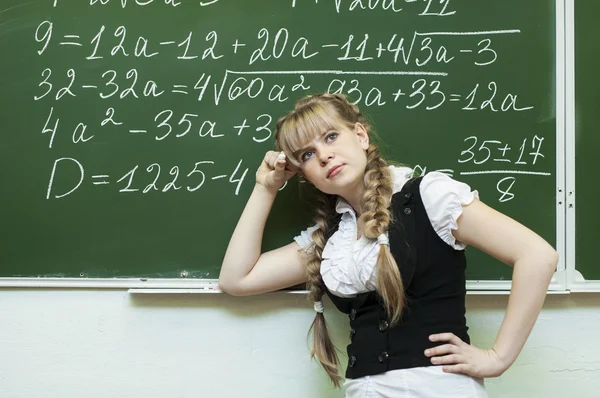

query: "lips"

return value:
[327, 164, 344, 178]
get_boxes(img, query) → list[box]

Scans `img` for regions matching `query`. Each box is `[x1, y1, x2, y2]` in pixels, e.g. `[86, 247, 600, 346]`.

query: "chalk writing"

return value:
[26, 0, 552, 203]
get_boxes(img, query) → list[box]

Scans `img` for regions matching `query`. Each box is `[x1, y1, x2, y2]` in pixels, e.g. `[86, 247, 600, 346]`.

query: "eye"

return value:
[301, 150, 315, 162]
[325, 132, 338, 142]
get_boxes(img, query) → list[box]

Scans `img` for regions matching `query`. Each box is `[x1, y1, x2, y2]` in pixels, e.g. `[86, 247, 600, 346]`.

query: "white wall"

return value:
[1, 289, 599, 398]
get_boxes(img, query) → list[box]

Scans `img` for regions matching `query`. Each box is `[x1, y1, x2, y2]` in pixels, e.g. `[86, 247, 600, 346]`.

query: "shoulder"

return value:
[419, 172, 479, 250]
[389, 165, 415, 194]
[420, 171, 474, 198]
[293, 224, 319, 252]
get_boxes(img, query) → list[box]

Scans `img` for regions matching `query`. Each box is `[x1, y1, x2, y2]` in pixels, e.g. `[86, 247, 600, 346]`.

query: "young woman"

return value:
[218, 93, 557, 397]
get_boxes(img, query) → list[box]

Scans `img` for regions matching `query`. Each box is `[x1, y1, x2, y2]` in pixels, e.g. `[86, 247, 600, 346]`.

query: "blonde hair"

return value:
[274, 94, 405, 387]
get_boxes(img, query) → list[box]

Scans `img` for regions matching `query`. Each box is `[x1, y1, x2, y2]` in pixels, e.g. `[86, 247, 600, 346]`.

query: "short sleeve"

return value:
[293, 224, 319, 252]
[420, 172, 479, 250]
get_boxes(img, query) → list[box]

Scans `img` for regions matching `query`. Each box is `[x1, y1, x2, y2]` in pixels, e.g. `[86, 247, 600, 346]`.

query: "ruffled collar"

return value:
[335, 197, 356, 215]
[320, 166, 413, 297]
[320, 211, 371, 297]
[322, 196, 377, 297]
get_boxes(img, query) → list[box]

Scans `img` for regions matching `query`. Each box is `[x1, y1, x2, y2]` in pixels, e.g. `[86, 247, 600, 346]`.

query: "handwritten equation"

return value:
[36, 22, 512, 67]
[52, 0, 458, 16]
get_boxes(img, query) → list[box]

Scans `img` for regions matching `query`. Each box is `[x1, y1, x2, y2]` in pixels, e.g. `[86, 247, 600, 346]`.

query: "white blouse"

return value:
[294, 166, 480, 298]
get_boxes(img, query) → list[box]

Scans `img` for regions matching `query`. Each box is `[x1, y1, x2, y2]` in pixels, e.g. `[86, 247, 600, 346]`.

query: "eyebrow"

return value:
[292, 130, 334, 158]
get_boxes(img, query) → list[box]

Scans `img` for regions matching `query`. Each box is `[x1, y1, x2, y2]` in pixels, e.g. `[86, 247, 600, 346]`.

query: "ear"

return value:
[297, 170, 310, 184]
[354, 123, 370, 150]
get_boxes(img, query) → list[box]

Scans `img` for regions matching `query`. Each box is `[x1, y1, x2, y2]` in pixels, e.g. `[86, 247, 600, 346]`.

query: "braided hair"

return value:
[274, 94, 405, 387]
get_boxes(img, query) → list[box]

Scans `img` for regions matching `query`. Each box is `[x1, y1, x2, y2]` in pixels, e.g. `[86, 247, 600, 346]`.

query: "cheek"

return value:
[300, 164, 317, 181]
[352, 150, 368, 169]
[302, 166, 332, 191]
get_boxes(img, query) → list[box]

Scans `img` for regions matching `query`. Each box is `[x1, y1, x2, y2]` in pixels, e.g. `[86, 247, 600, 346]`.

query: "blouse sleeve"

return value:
[420, 172, 479, 250]
[293, 224, 319, 252]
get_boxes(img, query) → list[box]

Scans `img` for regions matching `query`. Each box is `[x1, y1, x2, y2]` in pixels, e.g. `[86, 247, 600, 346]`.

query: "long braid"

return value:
[329, 96, 406, 323]
[305, 191, 342, 387]
[359, 145, 405, 325]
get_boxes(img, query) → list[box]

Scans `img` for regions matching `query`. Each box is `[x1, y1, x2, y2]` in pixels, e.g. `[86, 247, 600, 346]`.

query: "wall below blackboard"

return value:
[1, 290, 599, 398]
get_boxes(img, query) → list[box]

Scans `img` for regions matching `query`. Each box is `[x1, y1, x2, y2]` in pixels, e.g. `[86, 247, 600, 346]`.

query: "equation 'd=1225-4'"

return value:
[45, 157, 251, 199]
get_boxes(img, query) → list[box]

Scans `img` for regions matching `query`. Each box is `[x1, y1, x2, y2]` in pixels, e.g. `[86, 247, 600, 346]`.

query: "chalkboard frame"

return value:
[565, 0, 600, 292]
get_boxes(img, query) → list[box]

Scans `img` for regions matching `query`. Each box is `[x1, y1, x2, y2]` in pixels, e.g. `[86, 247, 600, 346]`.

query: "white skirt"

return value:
[343, 366, 488, 398]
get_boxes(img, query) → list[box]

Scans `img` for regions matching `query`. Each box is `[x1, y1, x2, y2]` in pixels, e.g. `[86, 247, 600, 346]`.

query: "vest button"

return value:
[350, 329, 356, 340]
[378, 320, 389, 332]
[349, 355, 357, 367]
[350, 308, 357, 320]
[378, 351, 389, 363]
[404, 208, 412, 215]
[404, 193, 411, 199]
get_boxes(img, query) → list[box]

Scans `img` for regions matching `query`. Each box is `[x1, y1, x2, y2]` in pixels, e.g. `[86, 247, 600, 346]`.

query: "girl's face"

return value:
[295, 122, 370, 197]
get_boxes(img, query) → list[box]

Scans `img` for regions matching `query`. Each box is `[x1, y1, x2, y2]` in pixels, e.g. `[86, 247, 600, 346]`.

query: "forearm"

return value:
[219, 183, 277, 288]
[492, 250, 558, 369]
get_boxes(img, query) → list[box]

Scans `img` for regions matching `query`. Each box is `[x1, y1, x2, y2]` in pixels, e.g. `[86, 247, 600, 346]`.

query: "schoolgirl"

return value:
[219, 93, 557, 397]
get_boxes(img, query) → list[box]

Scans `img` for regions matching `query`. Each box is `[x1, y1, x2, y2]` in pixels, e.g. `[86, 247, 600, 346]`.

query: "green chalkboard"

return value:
[0, 0, 556, 281]
[575, 1, 599, 280]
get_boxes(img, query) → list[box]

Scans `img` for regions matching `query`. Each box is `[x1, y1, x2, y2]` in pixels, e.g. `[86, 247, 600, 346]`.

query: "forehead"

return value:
[278, 105, 348, 153]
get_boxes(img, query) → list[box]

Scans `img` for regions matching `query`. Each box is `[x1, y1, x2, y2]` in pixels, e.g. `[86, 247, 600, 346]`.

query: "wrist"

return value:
[254, 182, 278, 199]
[491, 345, 515, 372]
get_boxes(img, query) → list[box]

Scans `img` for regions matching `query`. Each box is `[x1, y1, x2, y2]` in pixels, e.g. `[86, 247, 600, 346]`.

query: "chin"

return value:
[320, 176, 362, 196]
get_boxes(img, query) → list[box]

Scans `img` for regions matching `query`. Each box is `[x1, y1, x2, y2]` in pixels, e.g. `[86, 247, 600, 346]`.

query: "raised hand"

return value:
[256, 151, 297, 195]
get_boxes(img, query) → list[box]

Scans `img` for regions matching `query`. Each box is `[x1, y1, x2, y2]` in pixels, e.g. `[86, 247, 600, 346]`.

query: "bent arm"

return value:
[453, 199, 558, 371]
[218, 183, 308, 296]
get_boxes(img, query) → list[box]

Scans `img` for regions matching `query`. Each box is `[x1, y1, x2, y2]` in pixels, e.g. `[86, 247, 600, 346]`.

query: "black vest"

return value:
[325, 177, 470, 379]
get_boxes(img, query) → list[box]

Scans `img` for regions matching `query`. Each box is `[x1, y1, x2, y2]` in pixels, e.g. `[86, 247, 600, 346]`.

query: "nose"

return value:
[318, 148, 334, 166]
